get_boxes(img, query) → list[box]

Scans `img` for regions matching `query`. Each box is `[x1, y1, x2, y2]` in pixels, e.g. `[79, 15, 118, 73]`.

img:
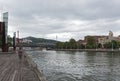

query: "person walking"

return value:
[18, 47, 23, 60]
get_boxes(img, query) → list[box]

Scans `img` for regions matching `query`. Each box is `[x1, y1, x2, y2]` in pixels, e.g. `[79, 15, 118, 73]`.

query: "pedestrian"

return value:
[18, 47, 23, 60]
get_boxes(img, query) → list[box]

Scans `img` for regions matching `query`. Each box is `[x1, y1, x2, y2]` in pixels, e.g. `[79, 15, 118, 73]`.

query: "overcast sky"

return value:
[0, 0, 120, 41]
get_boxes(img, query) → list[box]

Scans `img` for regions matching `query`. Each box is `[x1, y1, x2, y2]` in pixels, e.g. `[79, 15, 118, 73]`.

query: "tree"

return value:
[111, 40, 118, 49]
[69, 38, 77, 49]
[7, 36, 12, 47]
[56, 42, 64, 49]
[104, 42, 111, 49]
[56, 38, 77, 49]
[86, 36, 96, 49]
[63, 42, 70, 49]
[118, 41, 120, 48]
[104, 40, 119, 49]
[98, 43, 102, 48]
[76, 43, 82, 49]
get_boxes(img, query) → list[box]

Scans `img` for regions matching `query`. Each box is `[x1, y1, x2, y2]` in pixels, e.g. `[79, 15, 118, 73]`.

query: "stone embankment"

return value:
[24, 52, 47, 81]
[56, 49, 120, 52]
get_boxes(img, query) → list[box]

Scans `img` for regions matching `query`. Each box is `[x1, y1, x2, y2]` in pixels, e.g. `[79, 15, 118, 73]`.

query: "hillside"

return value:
[21, 36, 58, 47]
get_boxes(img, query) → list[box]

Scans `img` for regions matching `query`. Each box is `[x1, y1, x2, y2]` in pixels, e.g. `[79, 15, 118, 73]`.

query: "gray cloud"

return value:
[1, 0, 120, 41]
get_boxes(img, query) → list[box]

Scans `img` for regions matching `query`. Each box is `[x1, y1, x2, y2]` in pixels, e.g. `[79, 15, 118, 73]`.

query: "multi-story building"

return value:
[78, 31, 120, 48]
[98, 31, 120, 44]
[20, 39, 32, 44]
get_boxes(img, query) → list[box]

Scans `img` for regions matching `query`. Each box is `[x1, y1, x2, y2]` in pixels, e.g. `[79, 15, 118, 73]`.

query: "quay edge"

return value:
[55, 49, 120, 52]
[24, 52, 47, 81]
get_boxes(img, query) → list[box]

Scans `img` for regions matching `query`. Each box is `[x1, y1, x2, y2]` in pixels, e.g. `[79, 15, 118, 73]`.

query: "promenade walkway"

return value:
[0, 52, 41, 81]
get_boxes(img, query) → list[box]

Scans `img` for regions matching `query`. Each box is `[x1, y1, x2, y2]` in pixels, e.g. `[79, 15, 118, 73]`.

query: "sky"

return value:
[0, 0, 120, 41]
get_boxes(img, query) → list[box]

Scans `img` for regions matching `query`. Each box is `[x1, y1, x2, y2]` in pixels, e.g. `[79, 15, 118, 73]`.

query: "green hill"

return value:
[21, 36, 58, 47]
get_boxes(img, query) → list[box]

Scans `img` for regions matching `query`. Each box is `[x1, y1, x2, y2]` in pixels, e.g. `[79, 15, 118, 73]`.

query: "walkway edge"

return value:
[24, 52, 47, 81]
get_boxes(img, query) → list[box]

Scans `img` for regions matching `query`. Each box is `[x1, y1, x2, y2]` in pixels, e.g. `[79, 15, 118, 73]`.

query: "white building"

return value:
[21, 39, 32, 44]
[98, 31, 120, 47]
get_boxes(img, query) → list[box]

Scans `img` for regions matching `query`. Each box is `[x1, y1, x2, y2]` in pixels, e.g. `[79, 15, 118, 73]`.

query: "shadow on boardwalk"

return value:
[0, 53, 41, 81]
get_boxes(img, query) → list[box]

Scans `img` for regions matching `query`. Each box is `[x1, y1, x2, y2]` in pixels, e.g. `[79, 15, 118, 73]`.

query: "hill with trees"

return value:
[20, 36, 58, 48]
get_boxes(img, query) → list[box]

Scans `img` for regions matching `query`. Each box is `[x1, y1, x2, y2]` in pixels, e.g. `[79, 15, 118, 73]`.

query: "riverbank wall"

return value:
[0, 52, 14, 54]
[24, 52, 47, 81]
[55, 49, 120, 52]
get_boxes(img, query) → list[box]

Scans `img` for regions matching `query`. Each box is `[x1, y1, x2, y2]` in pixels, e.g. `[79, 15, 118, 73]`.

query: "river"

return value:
[26, 50, 120, 81]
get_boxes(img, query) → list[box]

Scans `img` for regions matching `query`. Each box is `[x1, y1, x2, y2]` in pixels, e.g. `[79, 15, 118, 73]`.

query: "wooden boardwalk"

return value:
[0, 53, 41, 81]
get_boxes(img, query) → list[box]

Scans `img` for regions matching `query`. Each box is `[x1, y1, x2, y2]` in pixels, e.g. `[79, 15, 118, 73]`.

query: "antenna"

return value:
[56, 35, 57, 41]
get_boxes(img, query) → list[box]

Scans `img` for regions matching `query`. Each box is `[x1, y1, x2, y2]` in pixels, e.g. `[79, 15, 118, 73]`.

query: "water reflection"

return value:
[27, 51, 120, 81]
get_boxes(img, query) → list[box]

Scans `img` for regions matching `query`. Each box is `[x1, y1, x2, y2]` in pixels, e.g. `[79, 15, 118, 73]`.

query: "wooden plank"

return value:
[0, 53, 41, 81]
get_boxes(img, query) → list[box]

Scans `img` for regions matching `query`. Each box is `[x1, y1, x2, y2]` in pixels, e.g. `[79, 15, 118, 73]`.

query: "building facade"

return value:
[3, 12, 8, 44]
[98, 31, 120, 45]
[78, 31, 120, 48]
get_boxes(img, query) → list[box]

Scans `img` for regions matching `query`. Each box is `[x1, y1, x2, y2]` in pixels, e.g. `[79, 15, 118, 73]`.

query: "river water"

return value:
[26, 50, 120, 81]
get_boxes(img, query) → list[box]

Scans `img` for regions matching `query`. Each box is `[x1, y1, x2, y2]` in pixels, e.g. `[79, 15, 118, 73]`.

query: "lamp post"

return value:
[96, 43, 98, 51]
[112, 43, 113, 51]
[85, 44, 86, 51]
[13, 32, 16, 51]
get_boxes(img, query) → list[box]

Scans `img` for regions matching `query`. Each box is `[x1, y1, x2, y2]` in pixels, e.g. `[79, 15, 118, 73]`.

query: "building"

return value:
[78, 31, 120, 48]
[20, 39, 32, 44]
[0, 22, 8, 51]
[0, 22, 3, 38]
[0, 12, 9, 52]
[3, 12, 8, 44]
[98, 31, 120, 47]
[78, 39, 86, 45]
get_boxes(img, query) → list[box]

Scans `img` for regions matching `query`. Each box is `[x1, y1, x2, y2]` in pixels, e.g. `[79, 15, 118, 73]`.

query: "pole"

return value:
[112, 43, 113, 51]
[13, 32, 16, 51]
[85, 44, 86, 51]
[96, 43, 97, 51]
[17, 31, 20, 48]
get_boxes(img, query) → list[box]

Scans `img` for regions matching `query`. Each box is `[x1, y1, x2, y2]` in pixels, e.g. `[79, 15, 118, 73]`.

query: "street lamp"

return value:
[85, 44, 86, 51]
[96, 43, 98, 51]
[112, 43, 113, 51]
